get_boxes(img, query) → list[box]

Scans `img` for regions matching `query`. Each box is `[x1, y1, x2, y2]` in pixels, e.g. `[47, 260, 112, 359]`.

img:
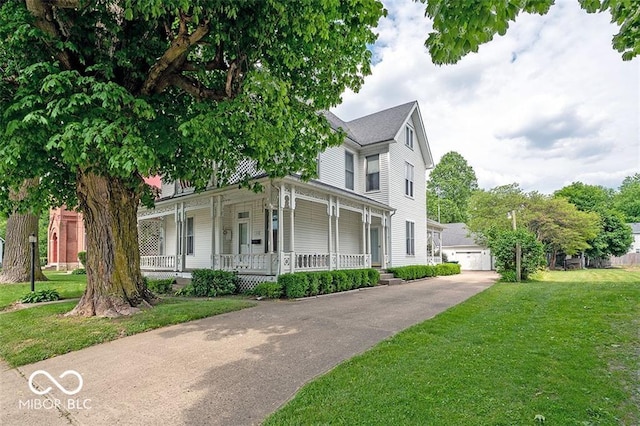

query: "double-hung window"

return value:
[345, 151, 354, 190]
[405, 162, 414, 197]
[406, 221, 415, 255]
[366, 154, 380, 192]
[405, 125, 414, 149]
[186, 217, 194, 255]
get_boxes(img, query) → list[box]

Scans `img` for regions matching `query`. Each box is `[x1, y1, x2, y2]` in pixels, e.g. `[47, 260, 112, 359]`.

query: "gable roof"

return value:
[441, 223, 485, 248]
[325, 101, 434, 168]
[346, 101, 416, 145]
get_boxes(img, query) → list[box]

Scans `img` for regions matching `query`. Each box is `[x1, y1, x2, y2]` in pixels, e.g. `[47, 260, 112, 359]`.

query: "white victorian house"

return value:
[137, 101, 434, 289]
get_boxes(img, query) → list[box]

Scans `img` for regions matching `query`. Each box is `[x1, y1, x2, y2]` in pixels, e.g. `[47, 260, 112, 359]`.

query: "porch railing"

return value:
[280, 252, 369, 273]
[140, 255, 176, 270]
[216, 253, 277, 273]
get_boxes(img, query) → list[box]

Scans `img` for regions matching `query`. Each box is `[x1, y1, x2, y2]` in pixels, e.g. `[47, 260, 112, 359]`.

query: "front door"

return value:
[238, 221, 249, 254]
[370, 227, 381, 266]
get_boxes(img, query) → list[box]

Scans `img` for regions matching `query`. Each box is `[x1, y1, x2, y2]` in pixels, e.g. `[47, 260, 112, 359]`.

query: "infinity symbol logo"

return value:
[28, 370, 83, 396]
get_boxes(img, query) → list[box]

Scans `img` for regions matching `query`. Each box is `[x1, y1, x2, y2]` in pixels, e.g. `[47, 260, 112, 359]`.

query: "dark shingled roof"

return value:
[323, 101, 417, 146]
[442, 223, 480, 247]
[347, 101, 416, 145]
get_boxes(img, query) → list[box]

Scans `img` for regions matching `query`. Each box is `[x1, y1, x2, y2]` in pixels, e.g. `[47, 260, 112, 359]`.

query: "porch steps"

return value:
[378, 272, 404, 286]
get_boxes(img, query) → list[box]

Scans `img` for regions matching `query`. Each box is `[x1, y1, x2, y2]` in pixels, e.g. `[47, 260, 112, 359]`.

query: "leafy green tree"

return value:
[524, 194, 600, 268]
[489, 229, 546, 281]
[554, 182, 614, 213]
[466, 183, 527, 244]
[614, 174, 640, 222]
[0, 1, 383, 316]
[423, 0, 639, 64]
[555, 182, 633, 264]
[426, 151, 478, 223]
[584, 210, 633, 265]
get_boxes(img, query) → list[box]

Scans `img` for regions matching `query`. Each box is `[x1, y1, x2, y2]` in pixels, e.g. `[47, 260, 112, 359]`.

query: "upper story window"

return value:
[405, 162, 414, 197]
[186, 217, 194, 255]
[345, 151, 354, 190]
[366, 154, 380, 192]
[405, 125, 414, 149]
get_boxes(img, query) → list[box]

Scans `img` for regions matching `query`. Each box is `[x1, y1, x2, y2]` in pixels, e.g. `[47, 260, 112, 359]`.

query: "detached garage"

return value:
[441, 223, 493, 271]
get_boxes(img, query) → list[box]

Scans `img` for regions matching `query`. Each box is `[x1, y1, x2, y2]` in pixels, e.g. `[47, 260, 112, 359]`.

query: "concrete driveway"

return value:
[1, 271, 497, 426]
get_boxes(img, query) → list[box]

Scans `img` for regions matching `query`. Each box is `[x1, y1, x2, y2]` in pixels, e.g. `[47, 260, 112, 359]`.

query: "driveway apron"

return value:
[1, 271, 497, 425]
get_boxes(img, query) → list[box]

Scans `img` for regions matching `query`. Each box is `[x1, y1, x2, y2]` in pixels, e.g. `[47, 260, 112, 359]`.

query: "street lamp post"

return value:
[29, 233, 37, 292]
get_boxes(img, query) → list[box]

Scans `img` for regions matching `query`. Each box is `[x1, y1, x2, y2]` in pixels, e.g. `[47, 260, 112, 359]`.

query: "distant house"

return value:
[441, 223, 493, 271]
[610, 223, 640, 267]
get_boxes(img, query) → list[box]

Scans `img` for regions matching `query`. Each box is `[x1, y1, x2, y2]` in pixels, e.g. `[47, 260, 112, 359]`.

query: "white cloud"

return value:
[333, 0, 639, 194]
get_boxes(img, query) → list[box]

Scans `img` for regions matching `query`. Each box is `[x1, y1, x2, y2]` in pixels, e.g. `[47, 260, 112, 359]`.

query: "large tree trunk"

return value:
[67, 171, 154, 317]
[0, 212, 47, 283]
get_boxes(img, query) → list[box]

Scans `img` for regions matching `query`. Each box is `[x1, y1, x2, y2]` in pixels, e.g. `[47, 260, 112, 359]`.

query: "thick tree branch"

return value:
[167, 74, 227, 101]
[141, 14, 210, 95]
[25, 0, 78, 70]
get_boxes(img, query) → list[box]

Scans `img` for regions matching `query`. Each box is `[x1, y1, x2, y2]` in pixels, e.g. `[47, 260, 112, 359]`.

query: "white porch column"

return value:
[173, 204, 179, 272]
[335, 200, 340, 269]
[289, 189, 295, 273]
[214, 196, 222, 269]
[361, 207, 367, 267]
[180, 202, 186, 272]
[278, 186, 284, 274]
[382, 213, 387, 269]
[366, 208, 371, 268]
[327, 199, 333, 270]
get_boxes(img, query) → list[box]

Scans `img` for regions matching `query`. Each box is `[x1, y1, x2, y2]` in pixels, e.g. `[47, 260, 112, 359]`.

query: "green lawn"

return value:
[0, 272, 255, 367]
[0, 271, 86, 309]
[265, 269, 640, 426]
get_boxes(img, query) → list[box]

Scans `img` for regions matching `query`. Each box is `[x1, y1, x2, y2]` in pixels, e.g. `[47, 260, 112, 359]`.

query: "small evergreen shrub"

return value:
[279, 273, 307, 298]
[20, 289, 60, 303]
[434, 263, 461, 275]
[317, 272, 334, 294]
[307, 273, 321, 296]
[145, 278, 175, 294]
[71, 268, 86, 275]
[387, 265, 436, 280]
[77, 251, 87, 266]
[252, 282, 283, 299]
[499, 270, 518, 282]
[176, 269, 238, 297]
[277, 269, 380, 298]
[367, 269, 380, 286]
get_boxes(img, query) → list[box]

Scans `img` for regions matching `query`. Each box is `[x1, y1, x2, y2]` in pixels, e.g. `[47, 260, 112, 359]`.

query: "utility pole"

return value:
[510, 210, 521, 282]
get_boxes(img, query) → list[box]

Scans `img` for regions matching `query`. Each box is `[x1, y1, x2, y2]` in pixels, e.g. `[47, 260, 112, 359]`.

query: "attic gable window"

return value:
[365, 154, 380, 192]
[345, 151, 354, 190]
[405, 125, 414, 149]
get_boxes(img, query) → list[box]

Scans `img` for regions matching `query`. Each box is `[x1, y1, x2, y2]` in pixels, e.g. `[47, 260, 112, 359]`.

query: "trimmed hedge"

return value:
[252, 282, 283, 299]
[278, 269, 380, 299]
[434, 263, 461, 275]
[388, 263, 461, 280]
[175, 269, 238, 297]
[145, 277, 176, 294]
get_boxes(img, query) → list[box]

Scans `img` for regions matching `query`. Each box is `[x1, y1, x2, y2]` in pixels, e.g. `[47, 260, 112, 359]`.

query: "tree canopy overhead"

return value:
[423, 0, 640, 64]
[0, 0, 384, 316]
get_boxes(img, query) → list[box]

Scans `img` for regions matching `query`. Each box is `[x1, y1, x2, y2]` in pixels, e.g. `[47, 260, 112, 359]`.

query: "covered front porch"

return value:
[137, 179, 392, 283]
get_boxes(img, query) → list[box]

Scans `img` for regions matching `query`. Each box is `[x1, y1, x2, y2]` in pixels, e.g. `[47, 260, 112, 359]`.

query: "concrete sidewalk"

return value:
[1, 271, 497, 426]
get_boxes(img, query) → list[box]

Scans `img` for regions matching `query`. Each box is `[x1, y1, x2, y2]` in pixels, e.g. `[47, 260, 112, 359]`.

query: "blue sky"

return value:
[333, 0, 639, 194]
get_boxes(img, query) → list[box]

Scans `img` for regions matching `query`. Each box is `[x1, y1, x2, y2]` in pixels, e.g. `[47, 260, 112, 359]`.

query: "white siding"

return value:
[359, 148, 389, 205]
[293, 199, 329, 253]
[317, 145, 361, 193]
[388, 114, 428, 266]
[337, 209, 363, 254]
[163, 216, 177, 257]
[185, 208, 211, 269]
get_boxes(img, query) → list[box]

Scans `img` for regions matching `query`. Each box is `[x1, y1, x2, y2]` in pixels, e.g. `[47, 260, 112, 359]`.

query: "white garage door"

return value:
[457, 251, 483, 270]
